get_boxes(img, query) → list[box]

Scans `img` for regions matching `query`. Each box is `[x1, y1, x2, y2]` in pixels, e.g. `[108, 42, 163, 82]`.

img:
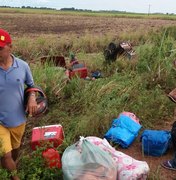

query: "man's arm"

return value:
[25, 91, 37, 117]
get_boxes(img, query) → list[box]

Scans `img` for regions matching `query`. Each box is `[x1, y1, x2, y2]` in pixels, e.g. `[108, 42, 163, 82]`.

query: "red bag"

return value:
[42, 148, 62, 168]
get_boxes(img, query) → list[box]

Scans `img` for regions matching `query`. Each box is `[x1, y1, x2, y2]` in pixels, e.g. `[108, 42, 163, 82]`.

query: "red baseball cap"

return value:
[0, 29, 12, 48]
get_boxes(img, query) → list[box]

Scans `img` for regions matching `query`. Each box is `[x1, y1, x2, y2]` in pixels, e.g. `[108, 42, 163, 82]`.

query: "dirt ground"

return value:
[1, 12, 176, 179]
[1, 13, 176, 38]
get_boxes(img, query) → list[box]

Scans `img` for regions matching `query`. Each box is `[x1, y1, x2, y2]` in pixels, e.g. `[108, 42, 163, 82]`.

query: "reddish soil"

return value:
[1, 11, 176, 179]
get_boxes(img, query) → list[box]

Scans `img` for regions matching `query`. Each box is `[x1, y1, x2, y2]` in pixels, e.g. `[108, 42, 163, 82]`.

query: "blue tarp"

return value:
[104, 114, 142, 148]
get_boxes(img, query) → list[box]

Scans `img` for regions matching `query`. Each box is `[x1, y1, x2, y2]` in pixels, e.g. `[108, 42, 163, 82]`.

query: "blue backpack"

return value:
[140, 130, 171, 156]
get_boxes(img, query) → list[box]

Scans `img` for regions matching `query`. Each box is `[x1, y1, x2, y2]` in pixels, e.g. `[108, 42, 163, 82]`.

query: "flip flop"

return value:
[161, 160, 176, 171]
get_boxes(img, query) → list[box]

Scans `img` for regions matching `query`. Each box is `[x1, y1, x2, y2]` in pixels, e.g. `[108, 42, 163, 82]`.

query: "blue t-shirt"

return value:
[0, 55, 34, 127]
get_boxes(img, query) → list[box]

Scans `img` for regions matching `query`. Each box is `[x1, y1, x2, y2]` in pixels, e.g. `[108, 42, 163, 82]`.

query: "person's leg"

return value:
[1, 152, 20, 180]
[161, 152, 176, 170]
[169, 152, 176, 168]
[10, 123, 26, 163]
[0, 125, 20, 180]
[162, 108, 176, 170]
[12, 148, 19, 163]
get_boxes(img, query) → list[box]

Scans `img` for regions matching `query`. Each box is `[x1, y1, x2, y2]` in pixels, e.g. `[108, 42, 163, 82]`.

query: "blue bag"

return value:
[140, 130, 171, 156]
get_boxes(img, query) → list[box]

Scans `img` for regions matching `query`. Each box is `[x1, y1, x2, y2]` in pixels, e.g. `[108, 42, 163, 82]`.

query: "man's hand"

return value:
[25, 92, 37, 117]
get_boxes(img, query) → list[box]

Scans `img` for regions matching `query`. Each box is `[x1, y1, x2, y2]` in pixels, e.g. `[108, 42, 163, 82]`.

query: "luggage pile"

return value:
[40, 54, 88, 80]
[30, 110, 174, 179]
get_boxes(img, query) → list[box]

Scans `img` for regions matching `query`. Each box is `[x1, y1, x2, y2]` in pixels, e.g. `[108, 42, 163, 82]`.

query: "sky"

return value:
[0, 0, 176, 14]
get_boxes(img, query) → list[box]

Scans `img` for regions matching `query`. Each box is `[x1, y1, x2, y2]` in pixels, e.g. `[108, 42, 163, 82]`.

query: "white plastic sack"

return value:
[62, 137, 117, 180]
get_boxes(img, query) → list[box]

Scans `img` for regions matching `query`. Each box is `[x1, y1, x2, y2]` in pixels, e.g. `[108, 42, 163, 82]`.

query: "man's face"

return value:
[0, 44, 12, 62]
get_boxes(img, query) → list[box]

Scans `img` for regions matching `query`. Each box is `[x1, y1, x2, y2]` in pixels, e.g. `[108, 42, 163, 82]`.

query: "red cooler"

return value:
[31, 124, 64, 150]
[69, 67, 88, 79]
[66, 63, 88, 79]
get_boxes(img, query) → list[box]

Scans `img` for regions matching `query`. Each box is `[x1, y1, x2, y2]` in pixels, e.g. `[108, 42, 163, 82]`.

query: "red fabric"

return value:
[42, 148, 62, 168]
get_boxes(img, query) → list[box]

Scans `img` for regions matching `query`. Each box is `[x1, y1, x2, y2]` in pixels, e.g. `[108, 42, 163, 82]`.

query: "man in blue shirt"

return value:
[0, 28, 37, 180]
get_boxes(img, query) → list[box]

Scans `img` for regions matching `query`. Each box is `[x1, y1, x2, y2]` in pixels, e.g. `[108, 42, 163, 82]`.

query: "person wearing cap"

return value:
[0, 29, 37, 180]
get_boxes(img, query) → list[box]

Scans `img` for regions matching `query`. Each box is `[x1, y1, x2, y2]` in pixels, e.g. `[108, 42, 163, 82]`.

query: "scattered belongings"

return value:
[30, 125, 64, 169]
[40, 55, 66, 68]
[119, 42, 135, 58]
[103, 41, 135, 64]
[91, 70, 103, 79]
[66, 52, 88, 79]
[62, 137, 117, 180]
[62, 136, 150, 180]
[104, 112, 141, 148]
[168, 88, 176, 103]
[39, 53, 103, 81]
[31, 124, 64, 150]
[40, 54, 88, 80]
[140, 130, 171, 157]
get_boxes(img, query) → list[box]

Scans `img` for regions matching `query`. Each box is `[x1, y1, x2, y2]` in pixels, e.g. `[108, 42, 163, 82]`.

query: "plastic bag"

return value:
[62, 137, 117, 180]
